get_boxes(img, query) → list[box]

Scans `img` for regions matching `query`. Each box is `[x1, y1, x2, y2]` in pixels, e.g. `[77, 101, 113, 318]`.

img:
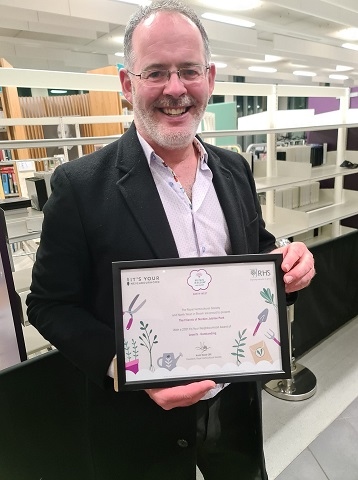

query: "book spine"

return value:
[0, 166, 19, 195]
[1, 173, 10, 195]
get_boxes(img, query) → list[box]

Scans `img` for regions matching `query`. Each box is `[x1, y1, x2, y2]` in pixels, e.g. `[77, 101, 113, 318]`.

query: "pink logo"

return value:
[187, 269, 212, 291]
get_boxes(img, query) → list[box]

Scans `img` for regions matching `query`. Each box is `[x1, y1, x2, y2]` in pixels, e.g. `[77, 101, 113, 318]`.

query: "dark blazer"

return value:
[27, 123, 274, 479]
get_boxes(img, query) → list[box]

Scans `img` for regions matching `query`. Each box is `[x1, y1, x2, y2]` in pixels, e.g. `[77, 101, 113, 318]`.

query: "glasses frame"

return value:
[127, 64, 210, 85]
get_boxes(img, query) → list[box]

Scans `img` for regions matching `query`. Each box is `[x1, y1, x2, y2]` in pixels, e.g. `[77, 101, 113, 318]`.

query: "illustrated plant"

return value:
[124, 339, 139, 362]
[131, 339, 139, 359]
[139, 321, 158, 371]
[124, 340, 131, 362]
[260, 288, 278, 312]
[231, 328, 247, 365]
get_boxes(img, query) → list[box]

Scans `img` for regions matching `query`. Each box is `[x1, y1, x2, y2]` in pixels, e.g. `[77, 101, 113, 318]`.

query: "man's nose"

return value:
[162, 71, 187, 97]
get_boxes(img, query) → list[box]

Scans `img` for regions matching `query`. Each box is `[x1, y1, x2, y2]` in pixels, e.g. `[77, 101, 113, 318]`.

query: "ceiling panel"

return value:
[0, 0, 357, 86]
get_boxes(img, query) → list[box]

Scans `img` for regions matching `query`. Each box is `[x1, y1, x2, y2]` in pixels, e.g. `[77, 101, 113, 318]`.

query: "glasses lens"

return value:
[140, 66, 207, 84]
[179, 66, 205, 82]
[141, 70, 168, 83]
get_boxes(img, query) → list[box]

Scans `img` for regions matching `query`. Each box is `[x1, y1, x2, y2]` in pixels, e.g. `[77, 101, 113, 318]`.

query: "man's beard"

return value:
[132, 93, 207, 150]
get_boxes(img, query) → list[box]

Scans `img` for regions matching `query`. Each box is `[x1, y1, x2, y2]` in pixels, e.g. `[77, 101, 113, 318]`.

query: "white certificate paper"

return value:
[113, 255, 290, 390]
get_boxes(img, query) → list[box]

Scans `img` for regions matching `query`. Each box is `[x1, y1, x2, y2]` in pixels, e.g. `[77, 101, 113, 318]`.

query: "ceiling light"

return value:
[293, 71, 317, 77]
[248, 66, 277, 73]
[115, 0, 151, 5]
[337, 28, 358, 41]
[336, 65, 353, 72]
[201, 13, 255, 28]
[115, 52, 124, 57]
[264, 55, 281, 62]
[329, 74, 349, 80]
[199, 0, 261, 10]
[342, 43, 358, 51]
[113, 36, 124, 44]
[214, 62, 227, 68]
[50, 89, 68, 94]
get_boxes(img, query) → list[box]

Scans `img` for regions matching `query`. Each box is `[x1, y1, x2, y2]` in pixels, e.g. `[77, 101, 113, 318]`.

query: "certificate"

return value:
[113, 254, 290, 391]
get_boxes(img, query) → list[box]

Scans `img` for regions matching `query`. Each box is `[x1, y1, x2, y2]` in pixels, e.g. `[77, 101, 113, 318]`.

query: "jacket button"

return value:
[177, 439, 188, 448]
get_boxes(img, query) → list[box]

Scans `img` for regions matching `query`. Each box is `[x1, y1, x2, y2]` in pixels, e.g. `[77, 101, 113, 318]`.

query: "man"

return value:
[27, 1, 315, 479]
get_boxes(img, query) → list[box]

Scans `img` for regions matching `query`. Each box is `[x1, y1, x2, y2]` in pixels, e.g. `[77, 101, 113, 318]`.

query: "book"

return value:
[0, 166, 18, 194]
[1, 173, 10, 195]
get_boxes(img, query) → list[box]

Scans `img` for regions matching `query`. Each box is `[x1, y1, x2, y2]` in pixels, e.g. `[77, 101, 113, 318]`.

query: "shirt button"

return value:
[177, 439, 188, 448]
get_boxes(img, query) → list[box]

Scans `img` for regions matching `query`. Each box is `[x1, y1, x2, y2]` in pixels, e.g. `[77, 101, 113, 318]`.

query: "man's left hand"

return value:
[271, 241, 315, 293]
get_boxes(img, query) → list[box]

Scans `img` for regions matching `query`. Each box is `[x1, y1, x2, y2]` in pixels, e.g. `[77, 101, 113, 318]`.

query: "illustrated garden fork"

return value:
[265, 329, 281, 346]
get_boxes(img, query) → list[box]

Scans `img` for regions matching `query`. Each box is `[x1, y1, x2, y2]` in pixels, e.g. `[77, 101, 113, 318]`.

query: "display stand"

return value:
[264, 305, 317, 401]
[264, 238, 317, 401]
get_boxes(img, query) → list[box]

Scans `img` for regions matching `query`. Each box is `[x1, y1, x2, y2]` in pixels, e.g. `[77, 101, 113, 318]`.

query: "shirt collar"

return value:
[136, 131, 208, 168]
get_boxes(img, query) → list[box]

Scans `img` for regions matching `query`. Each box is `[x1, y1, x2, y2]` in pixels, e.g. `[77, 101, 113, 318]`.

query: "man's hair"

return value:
[123, 0, 211, 70]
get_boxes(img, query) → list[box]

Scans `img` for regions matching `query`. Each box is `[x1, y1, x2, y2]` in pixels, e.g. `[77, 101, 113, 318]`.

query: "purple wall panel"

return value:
[307, 87, 358, 150]
[307, 88, 358, 228]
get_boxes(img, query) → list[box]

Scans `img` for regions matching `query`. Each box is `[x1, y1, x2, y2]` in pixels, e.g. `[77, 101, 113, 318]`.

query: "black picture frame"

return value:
[0, 208, 27, 369]
[113, 254, 290, 391]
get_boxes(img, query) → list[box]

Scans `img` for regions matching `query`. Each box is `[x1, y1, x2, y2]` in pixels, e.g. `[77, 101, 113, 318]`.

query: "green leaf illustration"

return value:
[260, 288, 277, 311]
[231, 328, 247, 365]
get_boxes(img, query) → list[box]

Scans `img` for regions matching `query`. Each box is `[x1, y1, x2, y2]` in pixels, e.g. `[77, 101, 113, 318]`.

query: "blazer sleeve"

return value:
[26, 166, 116, 389]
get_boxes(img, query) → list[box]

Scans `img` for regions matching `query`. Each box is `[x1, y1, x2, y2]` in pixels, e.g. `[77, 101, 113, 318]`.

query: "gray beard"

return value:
[132, 94, 206, 150]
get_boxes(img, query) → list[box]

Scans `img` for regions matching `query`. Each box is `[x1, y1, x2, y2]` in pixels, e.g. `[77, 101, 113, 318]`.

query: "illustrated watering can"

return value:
[157, 352, 183, 371]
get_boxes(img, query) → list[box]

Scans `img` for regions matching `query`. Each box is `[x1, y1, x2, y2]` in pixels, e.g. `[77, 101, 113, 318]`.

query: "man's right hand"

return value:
[145, 380, 216, 410]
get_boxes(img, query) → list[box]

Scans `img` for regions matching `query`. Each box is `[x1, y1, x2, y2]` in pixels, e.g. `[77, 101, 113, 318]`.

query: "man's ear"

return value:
[119, 69, 133, 105]
[208, 63, 216, 97]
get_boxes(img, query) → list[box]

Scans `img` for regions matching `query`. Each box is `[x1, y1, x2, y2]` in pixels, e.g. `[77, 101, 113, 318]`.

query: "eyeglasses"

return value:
[127, 64, 210, 85]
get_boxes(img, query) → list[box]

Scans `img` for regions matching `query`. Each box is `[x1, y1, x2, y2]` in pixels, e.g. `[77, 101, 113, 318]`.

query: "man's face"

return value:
[120, 12, 215, 152]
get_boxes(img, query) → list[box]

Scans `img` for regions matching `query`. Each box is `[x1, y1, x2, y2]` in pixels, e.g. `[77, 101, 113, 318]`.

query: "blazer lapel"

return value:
[114, 125, 179, 259]
[206, 148, 248, 254]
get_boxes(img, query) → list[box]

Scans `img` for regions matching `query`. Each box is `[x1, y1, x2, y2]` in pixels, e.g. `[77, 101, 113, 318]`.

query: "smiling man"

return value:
[121, 10, 215, 153]
[120, 6, 217, 202]
[27, 1, 315, 479]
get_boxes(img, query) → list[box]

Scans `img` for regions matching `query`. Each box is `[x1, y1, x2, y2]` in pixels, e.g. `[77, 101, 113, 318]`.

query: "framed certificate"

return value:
[113, 254, 290, 391]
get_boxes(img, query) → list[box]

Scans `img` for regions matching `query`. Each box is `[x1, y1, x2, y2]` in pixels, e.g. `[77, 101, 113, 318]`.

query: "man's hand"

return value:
[271, 241, 315, 294]
[145, 380, 216, 410]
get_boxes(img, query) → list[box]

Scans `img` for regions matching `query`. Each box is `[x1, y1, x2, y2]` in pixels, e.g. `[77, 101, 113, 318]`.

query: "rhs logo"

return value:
[251, 268, 271, 278]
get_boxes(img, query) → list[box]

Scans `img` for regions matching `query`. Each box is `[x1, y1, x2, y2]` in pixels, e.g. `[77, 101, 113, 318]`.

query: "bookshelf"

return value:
[201, 83, 358, 242]
[1, 66, 357, 243]
[0, 59, 30, 161]
[87, 66, 125, 137]
[0, 160, 21, 199]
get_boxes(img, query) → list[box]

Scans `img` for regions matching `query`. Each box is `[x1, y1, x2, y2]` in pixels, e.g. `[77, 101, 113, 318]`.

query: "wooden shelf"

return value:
[0, 58, 30, 161]
[87, 65, 124, 137]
